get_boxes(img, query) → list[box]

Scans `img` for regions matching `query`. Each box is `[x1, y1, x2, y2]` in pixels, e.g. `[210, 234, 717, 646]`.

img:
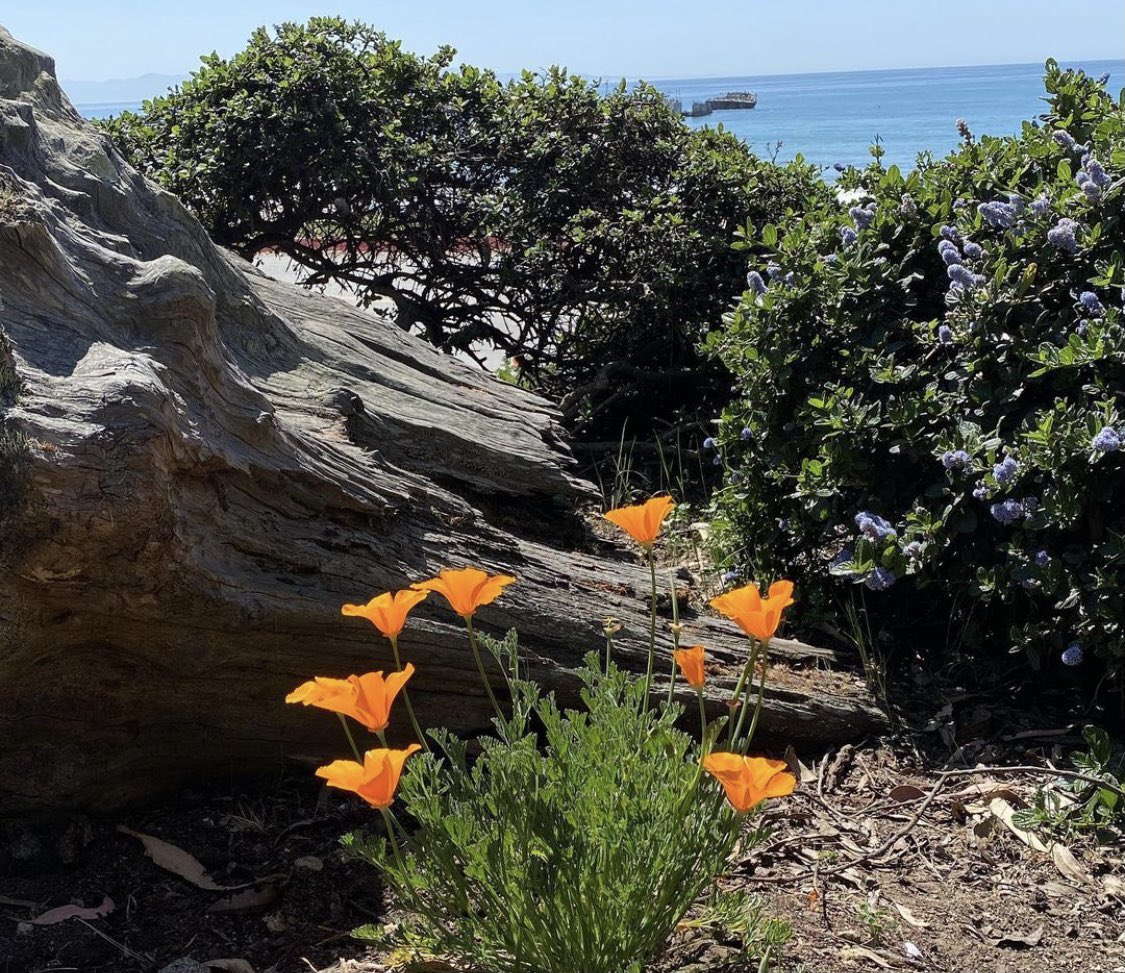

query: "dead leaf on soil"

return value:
[838, 945, 898, 968]
[117, 825, 233, 890]
[28, 895, 114, 925]
[206, 879, 284, 914]
[988, 798, 1049, 852]
[1050, 842, 1091, 886]
[887, 784, 927, 804]
[1104, 874, 1125, 898]
[891, 902, 929, 928]
[986, 923, 1044, 949]
[206, 960, 256, 973]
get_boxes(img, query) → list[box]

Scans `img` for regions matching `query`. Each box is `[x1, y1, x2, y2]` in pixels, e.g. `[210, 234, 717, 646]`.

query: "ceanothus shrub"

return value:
[704, 62, 1125, 685]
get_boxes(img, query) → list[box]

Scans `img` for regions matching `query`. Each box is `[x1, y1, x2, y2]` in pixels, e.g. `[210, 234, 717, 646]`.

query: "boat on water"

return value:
[706, 91, 758, 110]
[669, 91, 758, 118]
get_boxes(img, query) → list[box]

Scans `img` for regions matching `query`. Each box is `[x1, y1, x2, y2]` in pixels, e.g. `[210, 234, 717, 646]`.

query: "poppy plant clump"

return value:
[287, 529, 797, 973]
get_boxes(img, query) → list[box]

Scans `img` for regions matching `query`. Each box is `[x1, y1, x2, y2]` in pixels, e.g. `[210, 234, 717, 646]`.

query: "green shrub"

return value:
[103, 17, 824, 440]
[704, 62, 1125, 684]
[344, 639, 751, 973]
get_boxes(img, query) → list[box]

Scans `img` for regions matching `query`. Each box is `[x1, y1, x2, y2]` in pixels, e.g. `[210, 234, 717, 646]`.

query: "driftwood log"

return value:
[0, 28, 885, 814]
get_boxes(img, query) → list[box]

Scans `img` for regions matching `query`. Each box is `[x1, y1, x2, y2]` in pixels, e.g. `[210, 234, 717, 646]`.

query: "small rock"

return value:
[294, 855, 323, 872]
[16, 921, 33, 936]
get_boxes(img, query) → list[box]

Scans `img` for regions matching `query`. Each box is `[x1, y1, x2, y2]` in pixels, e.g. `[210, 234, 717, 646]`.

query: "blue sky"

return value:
[4, 1, 1124, 83]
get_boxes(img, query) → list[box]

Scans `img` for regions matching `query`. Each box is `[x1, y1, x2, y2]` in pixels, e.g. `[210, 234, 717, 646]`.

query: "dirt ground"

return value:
[3, 695, 1123, 973]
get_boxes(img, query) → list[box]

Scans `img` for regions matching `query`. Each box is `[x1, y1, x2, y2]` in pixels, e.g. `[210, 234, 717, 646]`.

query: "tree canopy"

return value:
[105, 18, 822, 439]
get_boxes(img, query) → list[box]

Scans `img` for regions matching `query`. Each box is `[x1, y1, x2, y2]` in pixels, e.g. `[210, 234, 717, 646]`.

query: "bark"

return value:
[0, 28, 885, 814]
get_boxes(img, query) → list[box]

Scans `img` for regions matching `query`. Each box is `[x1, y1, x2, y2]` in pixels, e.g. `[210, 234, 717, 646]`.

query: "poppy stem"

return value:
[727, 638, 760, 745]
[389, 635, 429, 753]
[641, 551, 658, 709]
[696, 689, 709, 755]
[464, 616, 504, 724]
[378, 806, 408, 877]
[337, 713, 363, 763]
[739, 640, 770, 754]
[666, 569, 680, 708]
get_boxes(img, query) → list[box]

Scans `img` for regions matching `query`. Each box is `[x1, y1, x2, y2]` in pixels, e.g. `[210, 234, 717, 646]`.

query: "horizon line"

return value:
[62, 53, 1123, 93]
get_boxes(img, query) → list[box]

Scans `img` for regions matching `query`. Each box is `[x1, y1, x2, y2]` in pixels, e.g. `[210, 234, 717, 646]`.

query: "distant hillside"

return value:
[60, 72, 186, 106]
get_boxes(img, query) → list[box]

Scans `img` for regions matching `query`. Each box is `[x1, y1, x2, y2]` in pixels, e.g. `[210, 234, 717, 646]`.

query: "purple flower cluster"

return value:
[948, 263, 986, 291]
[1079, 291, 1105, 317]
[702, 437, 717, 450]
[942, 449, 972, 471]
[1052, 129, 1078, 151]
[855, 511, 896, 542]
[978, 200, 1019, 229]
[1047, 218, 1079, 254]
[865, 567, 897, 591]
[746, 270, 767, 295]
[1035, 550, 1051, 568]
[1092, 426, 1122, 453]
[938, 239, 961, 265]
[900, 193, 918, 217]
[903, 541, 923, 560]
[940, 224, 958, 241]
[1061, 642, 1084, 666]
[720, 569, 741, 585]
[990, 499, 1026, 524]
[962, 241, 984, 260]
[1077, 156, 1112, 201]
[840, 226, 858, 246]
[972, 481, 991, 501]
[849, 202, 878, 230]
[937, 324, 954, 345]
[993, 454, 1020, 485]
[740, 427, 753, 442]
[1029, 193, 1051, 216]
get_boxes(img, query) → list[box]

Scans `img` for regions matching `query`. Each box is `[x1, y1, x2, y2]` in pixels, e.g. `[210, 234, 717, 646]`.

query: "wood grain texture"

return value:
[0, 28, 884, 813]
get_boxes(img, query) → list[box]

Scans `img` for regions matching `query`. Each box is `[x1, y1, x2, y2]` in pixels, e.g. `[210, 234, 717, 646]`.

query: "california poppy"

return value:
[673, 644, 707, 690]
[709, 580, 794, 642]
[315, 744, 421, 808]
[603, 496, 675, 549]
[702, 752, 796, 813]
[286, 664, 415, 733]
[412, 567, 516, 618]
[342, 589, 429, 640]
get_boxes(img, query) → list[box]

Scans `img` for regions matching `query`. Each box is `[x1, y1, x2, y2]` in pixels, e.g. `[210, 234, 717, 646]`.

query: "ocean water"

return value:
[652, 59, 1124, 172]
[77, 59, 1124, 174]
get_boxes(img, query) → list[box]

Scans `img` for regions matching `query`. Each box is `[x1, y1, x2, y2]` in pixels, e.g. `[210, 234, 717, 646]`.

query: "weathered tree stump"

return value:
[0, 28, 885, 814]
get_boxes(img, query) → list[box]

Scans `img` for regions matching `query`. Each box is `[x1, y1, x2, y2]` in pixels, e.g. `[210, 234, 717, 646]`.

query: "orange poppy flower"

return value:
[342, 589, 429, 640]
[673, 644, 707, 690]
[603, 496, 675, 549]
[286, 664, 415, 733]
[702, 752, 797, 813]
[315, 744, 422, 808]
[411, 567, 516, 618]
[709, 580, 794, 642]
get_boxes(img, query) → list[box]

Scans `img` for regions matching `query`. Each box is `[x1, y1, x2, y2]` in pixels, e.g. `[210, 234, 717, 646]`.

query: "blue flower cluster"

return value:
[746, 270, 767, 295]
[1077, 156, 1112, 201]
[1034, 550, 1051, 568]
[937, 324, 953, 345]
[972, 481, 991, 501]
[1029, 193, 1051, 216]
[1061, 642, 1084, 666]
[1079, 291, 1105, 317]
[865, 567, 896, 591]
[941, 449, 972, 471]
[993, 454, 1020, 485]
[903, 541, 923, 560]
[962, 241, 984, 260]
[978, 200, 1019, 229]
[740, 427, 753, 442]
[948, 263, 986, 292]
[940, 224, 958, 241]
[1052, 129, 1078, 151]
[839, 226, 857, 246]
[720, 569, 740, 585]
[990, 498, 1026, 524]
[855, 511, 896, 541]
[703, 437, 717, 449]
[938, 239, 961, 265]
[1092, 426, 1122, 453]
[1047, 217, 1079, 254]
[849, 202, 877, 230]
